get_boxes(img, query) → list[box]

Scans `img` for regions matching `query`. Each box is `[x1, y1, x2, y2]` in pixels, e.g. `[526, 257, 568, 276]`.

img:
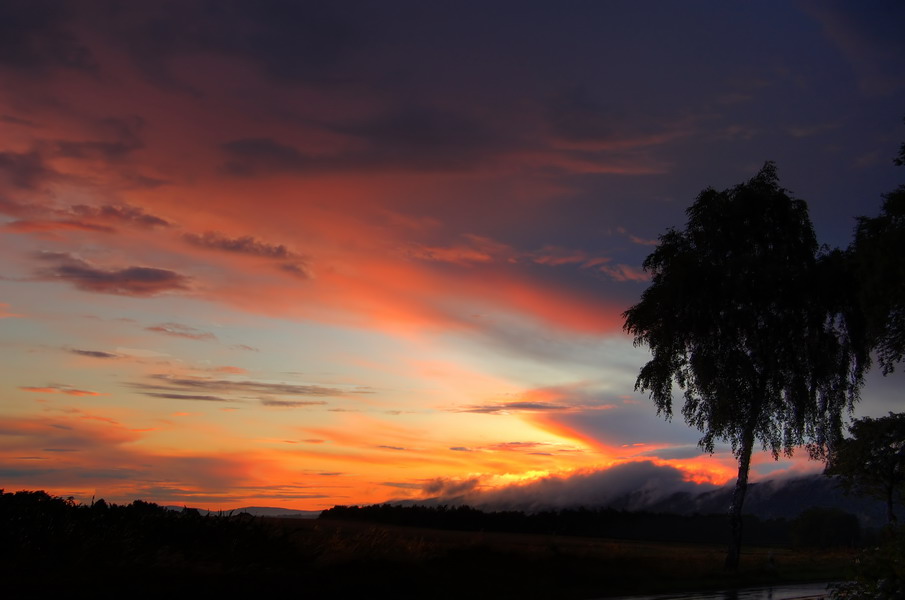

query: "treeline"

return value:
[320, 503, 863, 548]
[0, 489, 306, 594]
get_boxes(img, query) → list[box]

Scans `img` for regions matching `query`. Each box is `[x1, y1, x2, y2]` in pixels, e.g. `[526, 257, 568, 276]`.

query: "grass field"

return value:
[269, 517, 855, 599]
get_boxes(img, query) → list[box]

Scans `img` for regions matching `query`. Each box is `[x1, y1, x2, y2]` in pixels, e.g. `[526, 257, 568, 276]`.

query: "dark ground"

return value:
[1, 490, 855, 599]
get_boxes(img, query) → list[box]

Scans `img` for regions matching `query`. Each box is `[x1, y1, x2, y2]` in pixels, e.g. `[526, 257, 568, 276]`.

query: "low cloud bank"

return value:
[421, 461, 718, 513]
[407, 461, 888, 524]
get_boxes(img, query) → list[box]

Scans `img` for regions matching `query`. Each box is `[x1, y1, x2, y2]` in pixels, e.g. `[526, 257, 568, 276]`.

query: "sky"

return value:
[1, 0, 904, 511]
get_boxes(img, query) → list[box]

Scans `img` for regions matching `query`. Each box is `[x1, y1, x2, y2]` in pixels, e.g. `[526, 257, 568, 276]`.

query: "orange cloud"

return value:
[6, 219, 115, 235]
[648, 455, 738, 486]
[20, 385, 103, 396]
[0, 414, 341, 508]
[212, 366, 248, 375]
[0, 303, 23, 318]
[527, 412, 620, 457]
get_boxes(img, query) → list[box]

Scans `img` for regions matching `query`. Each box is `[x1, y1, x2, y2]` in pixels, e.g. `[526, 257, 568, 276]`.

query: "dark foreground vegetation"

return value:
[1, 489, 860, 599]
[321, 503, 865, 548]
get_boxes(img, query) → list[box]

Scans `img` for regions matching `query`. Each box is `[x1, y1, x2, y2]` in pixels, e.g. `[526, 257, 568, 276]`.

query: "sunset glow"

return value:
[1, 2, 903, 511]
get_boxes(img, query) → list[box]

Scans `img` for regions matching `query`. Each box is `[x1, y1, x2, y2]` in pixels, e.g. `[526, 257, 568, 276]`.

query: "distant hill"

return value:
[162, 475, 889, 527]
[642, 475, 888, 528]
[165, 506, 321, 518]
[392, 474, 889, 529]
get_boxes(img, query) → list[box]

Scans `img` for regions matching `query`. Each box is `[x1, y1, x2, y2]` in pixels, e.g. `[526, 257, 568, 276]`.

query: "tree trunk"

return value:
[725, 425, 755, 571]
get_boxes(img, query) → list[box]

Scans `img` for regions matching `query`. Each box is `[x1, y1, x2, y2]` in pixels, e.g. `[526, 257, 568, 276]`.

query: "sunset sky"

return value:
[1, 1, 904, 511]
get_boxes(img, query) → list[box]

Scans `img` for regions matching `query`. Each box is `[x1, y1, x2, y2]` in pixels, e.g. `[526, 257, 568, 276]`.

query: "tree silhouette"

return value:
[623, 162, 864, 570]
[849, 139, 905, 374]
[826, 412, 905, 526]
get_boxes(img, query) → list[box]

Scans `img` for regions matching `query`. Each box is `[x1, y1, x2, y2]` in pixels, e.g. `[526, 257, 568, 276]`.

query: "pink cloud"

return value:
[617, 226, 659, 246]
[6, 219, 116, 235]
[0, 303, 22, 318]
[599, 263, 649, 283]
[529, 245, 590, 266]
[145, 322, 216, 341]
[403, 234, 512, 266]
[20, 385, 103, 396]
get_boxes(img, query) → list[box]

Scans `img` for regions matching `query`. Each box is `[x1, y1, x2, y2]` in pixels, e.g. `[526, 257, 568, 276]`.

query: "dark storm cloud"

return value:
[0, 0, 97, 72]
[333, 107, 502, 172]
[547, 89, 618, 143]
[131, 374, 350, 399]
[145, 322, 216, 341]
[545, 87, 686, 148]
[56, 141, 135, 162]
[54, 116, 145, 161]
[1, 114, 38, 127]
[68, 203, 170, 228]
[221, 138, 306, 175]
[222, 107, 503, 175]
[120, 172, 169, 189]
[70, 349, 119, 359]
[99, 0, 367, 91]
[183, 230, 296, 259]
[33, 252, 190, 296]
[0, 150, 56, 190]
[279, 262, 311, 279]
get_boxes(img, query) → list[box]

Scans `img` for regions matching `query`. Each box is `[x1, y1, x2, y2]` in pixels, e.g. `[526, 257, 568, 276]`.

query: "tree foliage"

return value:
[826, 412, 905, 525]
[624, 162, 861, 459]
[849, 172, 905, 375]
[832, 531, 905, 600]
[622, 162, 864, 568]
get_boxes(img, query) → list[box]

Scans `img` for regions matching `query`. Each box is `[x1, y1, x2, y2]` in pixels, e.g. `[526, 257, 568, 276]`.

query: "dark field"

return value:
[1, 491, 854, 599]
[277, 517, 853, 598]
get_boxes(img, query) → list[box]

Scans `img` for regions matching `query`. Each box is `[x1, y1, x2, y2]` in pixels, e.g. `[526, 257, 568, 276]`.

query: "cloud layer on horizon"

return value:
[417, 461, 719, 512]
